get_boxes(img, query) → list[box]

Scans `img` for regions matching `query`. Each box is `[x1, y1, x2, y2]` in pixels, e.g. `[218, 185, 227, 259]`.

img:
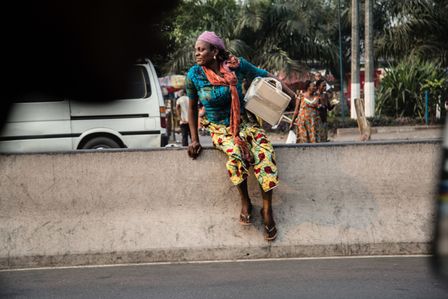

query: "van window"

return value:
[13, 94, 64, 103]
[115, 66, 152, 100]
[13, 66, 151, 103]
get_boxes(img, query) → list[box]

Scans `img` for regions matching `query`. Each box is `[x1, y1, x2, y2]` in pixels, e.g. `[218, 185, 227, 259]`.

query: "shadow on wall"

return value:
[250, 144, 435, 247]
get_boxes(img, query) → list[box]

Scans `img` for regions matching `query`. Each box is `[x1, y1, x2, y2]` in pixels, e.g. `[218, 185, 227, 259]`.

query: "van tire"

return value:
[81, 136, 121, 149]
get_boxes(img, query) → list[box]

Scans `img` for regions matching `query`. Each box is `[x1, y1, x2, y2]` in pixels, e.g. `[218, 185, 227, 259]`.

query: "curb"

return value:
[0, 242, 431, 270]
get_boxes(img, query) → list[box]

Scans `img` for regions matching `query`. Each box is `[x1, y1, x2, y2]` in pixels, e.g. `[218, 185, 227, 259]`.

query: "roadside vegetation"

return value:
[157, 0, 448, 124]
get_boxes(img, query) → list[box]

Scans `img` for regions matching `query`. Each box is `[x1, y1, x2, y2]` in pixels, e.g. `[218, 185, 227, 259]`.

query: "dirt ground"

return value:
[175, 126, 443, 147]
[266, 126, 443, 144]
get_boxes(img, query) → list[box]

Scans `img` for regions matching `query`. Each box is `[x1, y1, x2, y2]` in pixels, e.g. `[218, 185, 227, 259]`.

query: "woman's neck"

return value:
[304, 91, 313, 97]
[205, 60, 221, 74]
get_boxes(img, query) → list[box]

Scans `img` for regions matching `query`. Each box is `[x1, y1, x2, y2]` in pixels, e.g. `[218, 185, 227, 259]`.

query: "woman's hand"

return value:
[289, 121, 295, 130]
[188, 141, 202, 159]
[289, 117, 296, 130]
[289, 114, 297, 130]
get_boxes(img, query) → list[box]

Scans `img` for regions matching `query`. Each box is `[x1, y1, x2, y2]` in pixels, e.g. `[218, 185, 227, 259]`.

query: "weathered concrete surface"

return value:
[264, 125, 443, 144]
[331, 125, 443, 143]
[0, 141, 441, 269]
[336, 125, 444, 135]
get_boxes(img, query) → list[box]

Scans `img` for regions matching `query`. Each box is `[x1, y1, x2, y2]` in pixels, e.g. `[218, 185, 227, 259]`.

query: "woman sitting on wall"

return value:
[185, 31, 296, 241]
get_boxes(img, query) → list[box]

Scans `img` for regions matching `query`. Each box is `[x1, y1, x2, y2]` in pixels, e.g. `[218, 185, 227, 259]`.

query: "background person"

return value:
[291, 80, 322, 143]
[185, 31, 297, 241]
[316, 79, 335, 142]
[176, 90, 191, 146]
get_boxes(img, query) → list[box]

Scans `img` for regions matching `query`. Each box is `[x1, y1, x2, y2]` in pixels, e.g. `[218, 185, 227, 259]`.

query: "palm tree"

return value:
[162, 0, 340, 75]
[376, 0, 448, 65]
[163, 0, 246, 74]
[236, 0, 337, 73]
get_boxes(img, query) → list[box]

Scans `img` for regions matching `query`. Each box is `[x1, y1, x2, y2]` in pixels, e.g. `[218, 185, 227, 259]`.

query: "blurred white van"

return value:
[0, 59, 168, 152]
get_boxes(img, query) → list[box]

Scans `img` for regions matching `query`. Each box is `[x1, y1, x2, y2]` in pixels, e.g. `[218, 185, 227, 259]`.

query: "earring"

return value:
[213, 55, 216, 60]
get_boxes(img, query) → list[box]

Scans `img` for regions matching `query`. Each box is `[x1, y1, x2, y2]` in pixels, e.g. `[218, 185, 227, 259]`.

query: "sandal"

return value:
[264, 224, 278, 241]
[239, 204, 253, 226]
[239, 213, 252, 225]
[260, 208, 278, 241]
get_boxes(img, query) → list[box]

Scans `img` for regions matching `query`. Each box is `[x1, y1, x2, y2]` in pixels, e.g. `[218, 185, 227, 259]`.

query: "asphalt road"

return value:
[1, 256, 447, 299]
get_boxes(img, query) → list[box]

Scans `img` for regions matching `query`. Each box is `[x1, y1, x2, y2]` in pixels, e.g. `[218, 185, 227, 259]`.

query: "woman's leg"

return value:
[261, 188, 274, 225]
[208, 123, 252, 223]
[236, 179, 252, 221]
[208, 124, 248, 187]
[261, 187, 277, 240]
[244, 124, 278, 240]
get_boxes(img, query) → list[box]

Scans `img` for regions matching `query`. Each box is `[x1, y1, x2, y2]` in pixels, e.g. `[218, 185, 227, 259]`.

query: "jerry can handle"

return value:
[263, 77, 282, 91]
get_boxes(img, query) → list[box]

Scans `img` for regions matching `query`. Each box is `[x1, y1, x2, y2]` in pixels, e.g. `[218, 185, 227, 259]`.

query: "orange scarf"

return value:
[202, 57, 251, 163]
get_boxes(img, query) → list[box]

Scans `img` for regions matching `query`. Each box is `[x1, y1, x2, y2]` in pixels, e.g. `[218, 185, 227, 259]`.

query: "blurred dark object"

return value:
[2, 0, 180, 128]
[433, 147, 448, 282]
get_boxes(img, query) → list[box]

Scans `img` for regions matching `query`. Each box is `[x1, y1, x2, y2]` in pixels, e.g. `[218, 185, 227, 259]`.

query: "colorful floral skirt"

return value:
[296, 108, 322, 143]
[204, 120, 279, 192]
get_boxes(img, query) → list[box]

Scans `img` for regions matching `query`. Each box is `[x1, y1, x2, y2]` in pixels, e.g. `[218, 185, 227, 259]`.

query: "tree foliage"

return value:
[163, 0, 242, 74]
[376, 0, 448, 65]
[155, 0, 448, 121]
[163, 0, 342, 74]
[376, 57, 448, 120]
[161, 0, 448, 87]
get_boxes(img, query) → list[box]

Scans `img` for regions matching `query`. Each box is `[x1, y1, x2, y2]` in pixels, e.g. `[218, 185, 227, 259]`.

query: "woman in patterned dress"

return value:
[291, 80, 322, 143]
[185, 31, 297, 241]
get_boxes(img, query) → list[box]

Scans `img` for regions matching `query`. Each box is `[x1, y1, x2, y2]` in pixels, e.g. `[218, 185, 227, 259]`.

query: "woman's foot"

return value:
[260, 208, 277, 241]
[264, 224, 278, 241]
[239, 203, 253, 225]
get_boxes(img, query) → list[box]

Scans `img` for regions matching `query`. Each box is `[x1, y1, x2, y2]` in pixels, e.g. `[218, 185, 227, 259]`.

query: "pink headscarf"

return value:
[197, 31, 226, 50]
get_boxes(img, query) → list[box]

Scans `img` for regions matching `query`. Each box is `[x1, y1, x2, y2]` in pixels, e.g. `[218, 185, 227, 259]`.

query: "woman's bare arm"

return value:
[187, 99, 202, 159]
[267, 73, 296, 100]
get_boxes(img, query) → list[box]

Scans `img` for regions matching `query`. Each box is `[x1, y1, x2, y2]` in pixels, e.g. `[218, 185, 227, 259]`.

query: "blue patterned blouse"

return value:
[185, 57, 269, 125]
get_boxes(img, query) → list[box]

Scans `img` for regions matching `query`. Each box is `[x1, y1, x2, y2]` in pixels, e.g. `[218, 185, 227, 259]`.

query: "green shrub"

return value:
[376, 57, 448, 122]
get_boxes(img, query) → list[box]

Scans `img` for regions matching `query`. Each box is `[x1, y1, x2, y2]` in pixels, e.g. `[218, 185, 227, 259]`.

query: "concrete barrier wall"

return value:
[0, 141, 441, 269]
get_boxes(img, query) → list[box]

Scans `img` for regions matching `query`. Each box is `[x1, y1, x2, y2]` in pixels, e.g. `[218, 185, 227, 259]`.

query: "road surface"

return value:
[1, 256, 447, 299]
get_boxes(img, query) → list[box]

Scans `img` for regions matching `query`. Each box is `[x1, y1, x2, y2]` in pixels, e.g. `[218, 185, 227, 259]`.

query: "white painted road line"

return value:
[0, 254, 432, 272]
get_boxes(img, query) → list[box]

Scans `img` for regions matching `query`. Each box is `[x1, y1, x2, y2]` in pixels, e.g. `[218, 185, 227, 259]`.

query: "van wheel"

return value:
[81, 137, 121, 149]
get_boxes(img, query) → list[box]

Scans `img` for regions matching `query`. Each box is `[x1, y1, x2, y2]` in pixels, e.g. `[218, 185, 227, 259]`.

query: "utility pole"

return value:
[337, 0, 345, 118]
[364, 0, 375, 117]
[350, 0, 360, 119]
